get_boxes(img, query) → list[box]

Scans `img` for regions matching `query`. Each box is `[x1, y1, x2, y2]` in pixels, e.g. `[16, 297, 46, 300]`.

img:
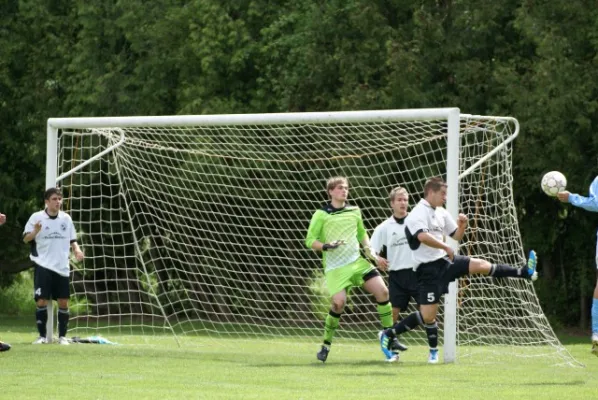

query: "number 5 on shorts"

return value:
[427, 292, 435, 302]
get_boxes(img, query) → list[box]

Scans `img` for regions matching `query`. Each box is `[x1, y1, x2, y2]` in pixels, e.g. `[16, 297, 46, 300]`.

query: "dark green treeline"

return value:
[1, 0, 597, 329]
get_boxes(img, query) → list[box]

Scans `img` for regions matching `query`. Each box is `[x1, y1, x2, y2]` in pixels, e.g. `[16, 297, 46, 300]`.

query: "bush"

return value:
[0, 271, 36, 315]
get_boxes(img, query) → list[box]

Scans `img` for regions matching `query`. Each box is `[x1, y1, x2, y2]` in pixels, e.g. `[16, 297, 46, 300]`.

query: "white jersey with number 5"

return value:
[404, 199, 458, 266]
[23, 210, 77, 277]
[370, 215, 418, 271]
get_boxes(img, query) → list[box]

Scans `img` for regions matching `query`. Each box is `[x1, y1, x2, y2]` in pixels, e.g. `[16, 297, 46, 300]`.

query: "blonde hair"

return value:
[326, 176, 348, 194]
[389, 187, 408, 202]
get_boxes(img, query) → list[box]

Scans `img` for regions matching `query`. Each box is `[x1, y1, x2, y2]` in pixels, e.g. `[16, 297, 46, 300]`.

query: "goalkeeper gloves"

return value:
[363, 246, 378, 262]
[323, 240, 345, 251]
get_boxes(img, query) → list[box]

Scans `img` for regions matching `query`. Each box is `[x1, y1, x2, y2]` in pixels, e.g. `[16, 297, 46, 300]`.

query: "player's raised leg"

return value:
[467, 250, 538, 280]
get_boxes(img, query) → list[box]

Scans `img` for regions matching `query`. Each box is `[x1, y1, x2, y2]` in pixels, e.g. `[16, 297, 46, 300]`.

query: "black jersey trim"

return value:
[405, 227, 425, 250]
[393, 216, 406, 224]
[320, 203, 358, 215]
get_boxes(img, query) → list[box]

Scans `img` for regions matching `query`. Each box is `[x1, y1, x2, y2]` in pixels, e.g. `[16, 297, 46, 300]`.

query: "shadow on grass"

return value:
[519, 380, 586, 387]
[253, 360, 431, 369]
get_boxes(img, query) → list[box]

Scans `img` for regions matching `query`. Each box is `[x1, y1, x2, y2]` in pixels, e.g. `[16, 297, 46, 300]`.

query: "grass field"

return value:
[1, 317, 596, 399]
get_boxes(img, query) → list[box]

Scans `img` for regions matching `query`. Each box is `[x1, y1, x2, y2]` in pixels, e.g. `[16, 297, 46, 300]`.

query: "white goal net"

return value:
[49, 109, 577, 365]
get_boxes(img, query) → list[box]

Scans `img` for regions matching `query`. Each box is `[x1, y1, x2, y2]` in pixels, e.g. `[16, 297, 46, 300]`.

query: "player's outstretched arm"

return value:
[558, 176, 598, 212]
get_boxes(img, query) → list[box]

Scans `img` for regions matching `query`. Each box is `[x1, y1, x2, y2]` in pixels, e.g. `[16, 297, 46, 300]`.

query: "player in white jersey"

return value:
[23, 188, 84, 345]
[370, 187, 419, 324]
[557, 175, 598, 355]
[0, 211, 10, 352]
[380, 177, 538, 363]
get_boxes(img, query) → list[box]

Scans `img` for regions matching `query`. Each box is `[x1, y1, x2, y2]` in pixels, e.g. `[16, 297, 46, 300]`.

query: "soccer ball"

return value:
[541, 171, 567, 196]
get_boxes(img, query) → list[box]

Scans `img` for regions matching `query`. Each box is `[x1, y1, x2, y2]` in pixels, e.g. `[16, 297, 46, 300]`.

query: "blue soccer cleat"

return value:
[526, 250, 538, 281]
[378, 331, 398, 361]
[428, 348, 439, 364]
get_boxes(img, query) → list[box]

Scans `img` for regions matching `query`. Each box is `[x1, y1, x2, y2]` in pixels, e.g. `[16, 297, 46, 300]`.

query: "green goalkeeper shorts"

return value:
[325, 258, 375, 297]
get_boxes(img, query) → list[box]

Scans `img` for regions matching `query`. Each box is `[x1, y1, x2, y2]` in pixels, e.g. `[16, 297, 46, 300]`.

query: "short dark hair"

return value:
[423, 177, 446, 196]
[44, 187, 62, 200]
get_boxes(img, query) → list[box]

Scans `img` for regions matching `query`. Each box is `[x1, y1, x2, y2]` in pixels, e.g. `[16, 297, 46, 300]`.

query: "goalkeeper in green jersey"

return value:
[305, 177, 406, 362]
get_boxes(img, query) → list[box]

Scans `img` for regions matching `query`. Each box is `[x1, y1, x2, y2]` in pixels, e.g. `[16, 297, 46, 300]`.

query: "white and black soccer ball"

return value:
[541, 171, 567, 197]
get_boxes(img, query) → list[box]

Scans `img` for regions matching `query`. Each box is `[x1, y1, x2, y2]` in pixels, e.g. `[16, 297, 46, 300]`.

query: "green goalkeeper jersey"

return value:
[305, 204, 368, 272]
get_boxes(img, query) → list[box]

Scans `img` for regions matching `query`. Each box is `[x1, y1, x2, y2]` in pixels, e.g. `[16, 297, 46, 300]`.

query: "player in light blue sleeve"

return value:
[557, 175, 598, 356]
[0, 211, 10, 352]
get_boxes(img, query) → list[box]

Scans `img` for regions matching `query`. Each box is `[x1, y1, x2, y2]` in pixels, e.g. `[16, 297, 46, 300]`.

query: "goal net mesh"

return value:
[54, 112, 577, 365]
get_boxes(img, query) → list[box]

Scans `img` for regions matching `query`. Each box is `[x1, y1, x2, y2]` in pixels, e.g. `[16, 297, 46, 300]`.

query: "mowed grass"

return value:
[0, 321, 597, 400]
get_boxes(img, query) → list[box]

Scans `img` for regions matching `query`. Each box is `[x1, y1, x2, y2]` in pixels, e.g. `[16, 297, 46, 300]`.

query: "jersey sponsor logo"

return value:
[390, 237, 408, 248]
[41, 231, 68, 240]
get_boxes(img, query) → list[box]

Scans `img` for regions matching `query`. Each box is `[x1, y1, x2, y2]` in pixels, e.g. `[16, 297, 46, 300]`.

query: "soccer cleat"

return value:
[32, 336, 48, 345]
[389, 336, 408, 353]
[58, 336, 70, 345]
[378, 331, 398, 361]
[592, 334, 598, 357]
[526, 250, 538, 281]
[428, 348, 439, 364]
[0, 341, 11, 352]
[317, 345, 330, 362]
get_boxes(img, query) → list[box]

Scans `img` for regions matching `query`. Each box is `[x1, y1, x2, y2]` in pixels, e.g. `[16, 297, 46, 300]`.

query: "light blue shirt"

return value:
[569, 176, 598, 212]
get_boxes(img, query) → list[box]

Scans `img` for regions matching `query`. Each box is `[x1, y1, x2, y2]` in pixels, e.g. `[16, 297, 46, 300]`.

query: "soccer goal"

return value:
[45, 108, 577, 365]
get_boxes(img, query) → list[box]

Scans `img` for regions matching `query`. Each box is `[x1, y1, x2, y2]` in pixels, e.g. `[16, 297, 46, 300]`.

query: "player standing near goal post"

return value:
[557, 175, 598, 355]
[23, 188, 84, 345]
[370, 187, 419, 324]
[305, 177, 407, 363]
[0, 211, 11, 352]
[380, 176, 538, 363]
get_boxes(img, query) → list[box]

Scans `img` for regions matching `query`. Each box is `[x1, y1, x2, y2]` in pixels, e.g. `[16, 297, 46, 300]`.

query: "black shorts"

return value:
[388, 269, 419, 310]
[33, 264, 70, 301]
[416, 255, 470, 305]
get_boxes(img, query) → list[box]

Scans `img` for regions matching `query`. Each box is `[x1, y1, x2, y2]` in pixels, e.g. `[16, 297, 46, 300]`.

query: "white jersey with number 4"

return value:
[370, 215, 418, 271]
[24, 210, 77, 277]
[405, 199, 458, 266]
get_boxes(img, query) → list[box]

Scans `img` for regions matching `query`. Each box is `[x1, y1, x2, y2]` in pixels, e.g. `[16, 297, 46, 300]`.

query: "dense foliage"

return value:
[1, 0, 597, 327]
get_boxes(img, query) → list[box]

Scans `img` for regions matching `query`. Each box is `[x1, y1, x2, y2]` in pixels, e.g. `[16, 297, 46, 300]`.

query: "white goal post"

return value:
[45, 108, 577, 365]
